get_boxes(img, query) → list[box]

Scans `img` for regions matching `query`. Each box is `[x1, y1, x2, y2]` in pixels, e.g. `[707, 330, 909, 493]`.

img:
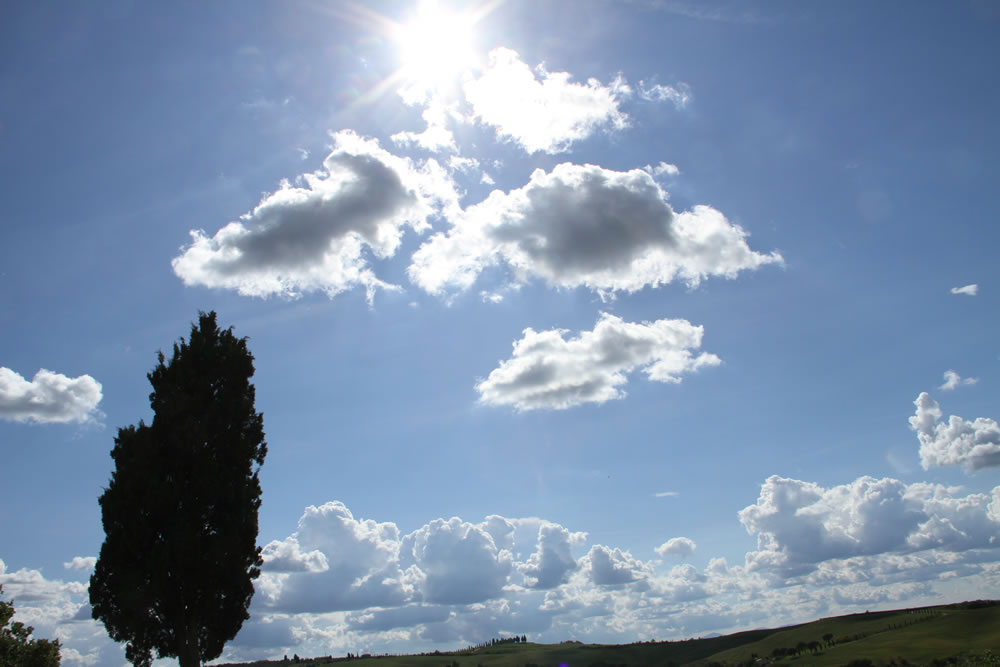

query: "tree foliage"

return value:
[90, 312, 267, 667]
[0, 584, 62, 666]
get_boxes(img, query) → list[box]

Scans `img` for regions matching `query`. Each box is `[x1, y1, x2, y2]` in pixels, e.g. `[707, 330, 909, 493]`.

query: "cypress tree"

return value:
[90, 312, 267, 667]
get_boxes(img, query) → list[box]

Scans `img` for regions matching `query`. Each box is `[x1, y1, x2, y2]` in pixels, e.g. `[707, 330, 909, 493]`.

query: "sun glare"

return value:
[395, 1, 480, 91]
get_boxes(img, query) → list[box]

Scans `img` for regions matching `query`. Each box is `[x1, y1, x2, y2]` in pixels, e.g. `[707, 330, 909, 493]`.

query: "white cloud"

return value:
[656, 537, 696, 558]
[12, 486, 1000, 662]
[655, 491, 680, 498]
[347, 604, 451, 633]
[259, 501, 411, 613]
[447, 156, 479, 173]
[938, 370, 978, 391]
[409, 162, 781, 298]
[479, 290, 504, 304]
[645, 161, 680, 177]
[0, 368, 102, 424]
[950, 284, 978, 296]
[391, 99, 458, 153]
[585, 545, 653, 586]
[519, 523, 585, 589]
[638, 80, 691, 108]
[463, 48, 630, 154]
[63, 557, 96, 572]
[739, 474, 1000, 581]
[646, 563, 709, 603]
[475, 312, 720, 411]
[260, 536, 329, 573]
[402, 517, 513, 605]
[0, 560, 122, 666]
[172, 131, 458, 303]
[910, 392, 1000, 472]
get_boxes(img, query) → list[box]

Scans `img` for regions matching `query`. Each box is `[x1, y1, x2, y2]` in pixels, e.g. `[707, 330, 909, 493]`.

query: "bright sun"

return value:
[395, 1, 479, 91]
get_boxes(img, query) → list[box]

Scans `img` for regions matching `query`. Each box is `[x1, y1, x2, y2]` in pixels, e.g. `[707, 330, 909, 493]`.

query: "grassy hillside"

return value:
[701, 601, 1000, 665]
[216, 600, 1000, 667]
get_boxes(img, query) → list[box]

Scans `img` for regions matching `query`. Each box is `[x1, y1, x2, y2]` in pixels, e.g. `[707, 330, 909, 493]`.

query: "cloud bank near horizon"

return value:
[11, 471, 998, 664]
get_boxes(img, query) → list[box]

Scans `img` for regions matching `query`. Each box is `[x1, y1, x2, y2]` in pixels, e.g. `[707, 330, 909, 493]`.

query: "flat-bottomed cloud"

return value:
[475, 312, 720, 410]
[410, 162, 782, 298]
[172, 131, 458, 303]
[0, 367, 103, 424]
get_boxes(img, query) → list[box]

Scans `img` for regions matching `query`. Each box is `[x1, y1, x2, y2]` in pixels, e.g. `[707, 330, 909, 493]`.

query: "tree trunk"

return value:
[177, 624, 200, 667]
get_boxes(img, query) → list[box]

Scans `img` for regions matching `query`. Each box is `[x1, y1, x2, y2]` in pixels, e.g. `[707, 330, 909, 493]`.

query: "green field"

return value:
[217, 600, 1000, 667]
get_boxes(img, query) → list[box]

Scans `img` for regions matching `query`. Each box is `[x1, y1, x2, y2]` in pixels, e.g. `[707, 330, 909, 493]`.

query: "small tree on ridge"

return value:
[90, 312, 267, 667]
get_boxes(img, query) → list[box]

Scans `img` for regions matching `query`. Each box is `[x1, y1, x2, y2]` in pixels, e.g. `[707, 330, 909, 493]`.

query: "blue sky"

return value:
[2, 1, 999, 664]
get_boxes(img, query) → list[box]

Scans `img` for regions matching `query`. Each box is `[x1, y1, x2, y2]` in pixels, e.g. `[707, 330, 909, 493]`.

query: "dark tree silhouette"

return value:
[90, 312, 267, 667]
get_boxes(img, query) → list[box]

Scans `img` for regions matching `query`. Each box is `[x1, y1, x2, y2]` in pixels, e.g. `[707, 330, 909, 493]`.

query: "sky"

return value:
[1, 0, 999, 664]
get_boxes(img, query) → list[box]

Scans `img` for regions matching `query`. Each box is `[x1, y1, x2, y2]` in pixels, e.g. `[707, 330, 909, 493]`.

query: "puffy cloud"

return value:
[479, 515, 516, 552]
[11, 486, 1000, 662]
[475, 312, 720, 411]
[950, 284, 978, 296]
[910, 392, 1000, 472]
[63, 557, 96, 572]
[0, 560, 120, 665]
[463, 48, 630, 154]
[391, 99, 458, 153]
[172, 131, 457, 303]
[938, 370, 978, 391]
[0, 368, 102, 424]
[638, 80, 691, 108]
[586, 545, 652, 586]
[646, 563, 709, 603]
[904, 483, 1000, 552]
[401, 517, 513, 605]
[519, 523, 585, 589]
[259, 501, 411, 613]
[646, 161, 680, 177]
[739, 474, 1000, 581]
[260, 536, 329, 573]
[408, 162, 781, 298]
[656, 537, 696, 558]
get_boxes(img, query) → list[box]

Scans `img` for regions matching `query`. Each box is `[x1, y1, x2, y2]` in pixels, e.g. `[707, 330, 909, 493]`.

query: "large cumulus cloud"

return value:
[409, 162, 781, 298]
[910, 392, 1000, 472]
[475, 312, 720, 411]
[739, 475, 1000, 581]
[401, 517, 513, 605]
[518, 522, 587, 590]
[172, 131, 457, 302]
[0, 367, 102, 424]
[258, 501, 412, 613]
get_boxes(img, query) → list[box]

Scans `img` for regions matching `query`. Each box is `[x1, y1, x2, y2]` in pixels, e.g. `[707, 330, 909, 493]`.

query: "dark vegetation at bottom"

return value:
[213, 600, 1000, 667]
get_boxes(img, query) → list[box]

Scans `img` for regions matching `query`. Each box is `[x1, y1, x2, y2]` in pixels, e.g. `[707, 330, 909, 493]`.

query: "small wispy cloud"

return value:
[654, 491, 679, 498]
[950, 284, 978, 296]
[645, 161, 680, 177]
[939, 370, 978, 391]
[638, 81, 691, 108]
